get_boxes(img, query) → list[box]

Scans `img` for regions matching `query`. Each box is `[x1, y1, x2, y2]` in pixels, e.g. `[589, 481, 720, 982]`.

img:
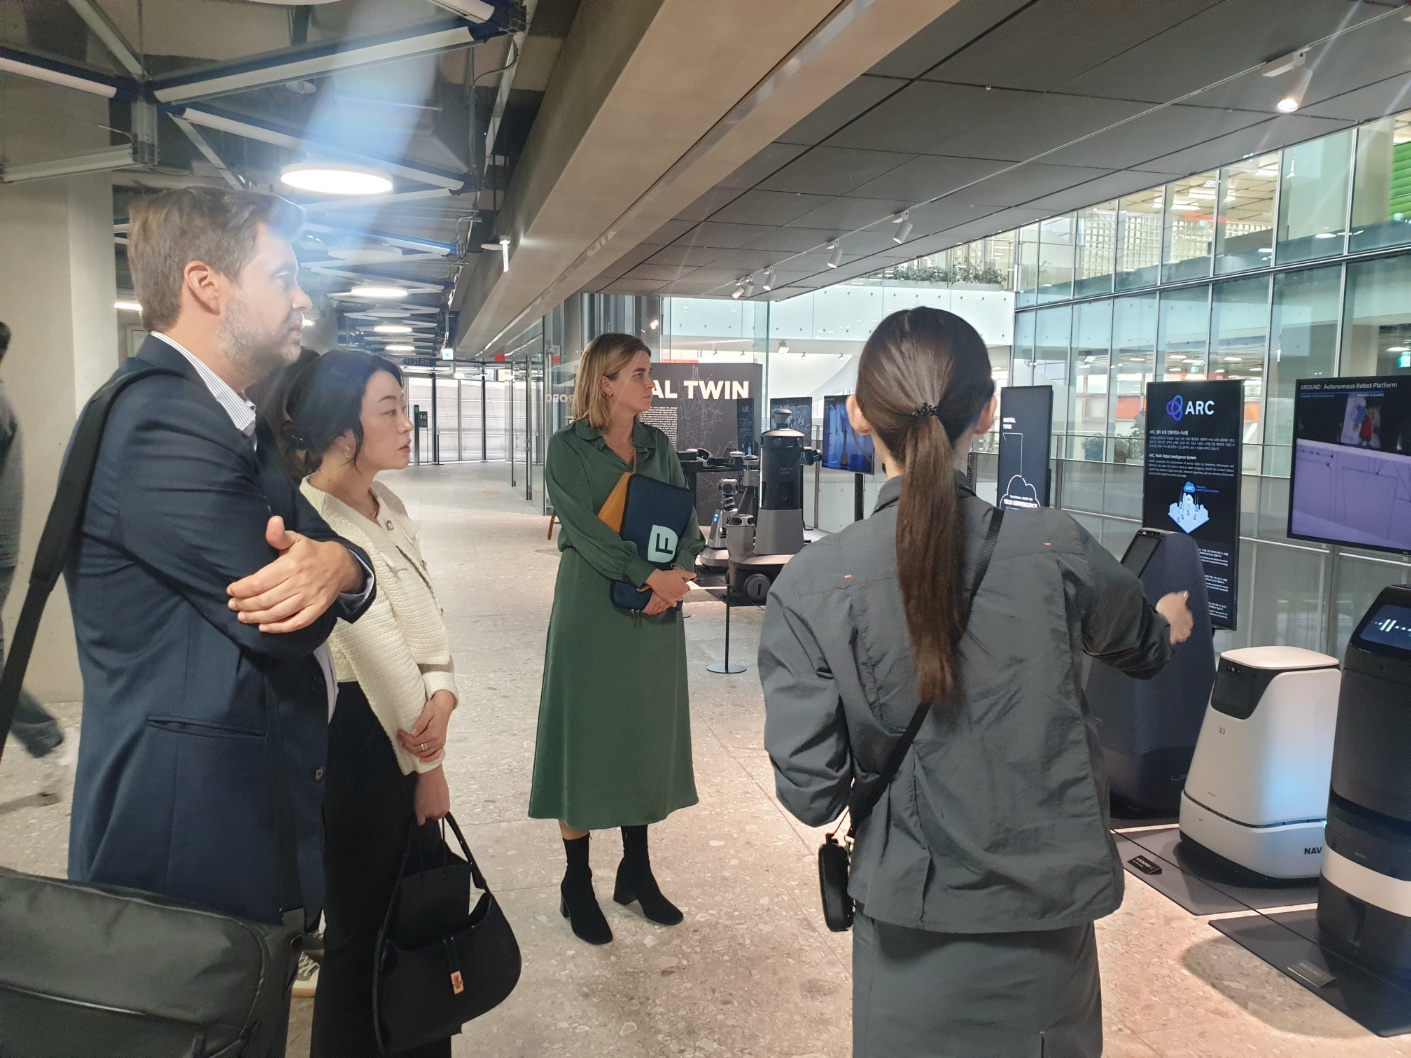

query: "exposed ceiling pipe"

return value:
[0, 47, 139, 101]
[167, 114, 245, 190]
[63, 0, 145, 79]
[300, 188, 457, 213]
[151, 20, 482, 104]
[2, 145, 136, 184]
[481, 0, 538, 169]
[303, 222, 456, 256]
[170, 104, 469, 190]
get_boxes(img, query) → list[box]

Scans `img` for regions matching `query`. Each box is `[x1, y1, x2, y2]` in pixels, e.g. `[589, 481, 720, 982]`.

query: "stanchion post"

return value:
[707, 586, 746, 674]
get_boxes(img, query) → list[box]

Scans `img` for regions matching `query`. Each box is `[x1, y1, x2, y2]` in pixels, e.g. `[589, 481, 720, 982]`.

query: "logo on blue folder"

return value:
[647, 526, 679, 563]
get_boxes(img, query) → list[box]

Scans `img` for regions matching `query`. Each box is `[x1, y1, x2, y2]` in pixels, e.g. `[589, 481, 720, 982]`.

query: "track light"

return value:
[1260, 48, 1308, 78]
[1277, 67, 1313, 113]
[731, 282, 745, 299]
[826, 241, 843, 268]
[778, 342, 789, 355]
[114, 299, 142, 313]
[744, 278, 755, 297]
[892, 212, 912, 243]
[762, 268, 774, 291]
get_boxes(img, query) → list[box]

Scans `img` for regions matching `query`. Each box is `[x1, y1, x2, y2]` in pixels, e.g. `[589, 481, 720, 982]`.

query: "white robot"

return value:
[1179, 646, 1342, 879]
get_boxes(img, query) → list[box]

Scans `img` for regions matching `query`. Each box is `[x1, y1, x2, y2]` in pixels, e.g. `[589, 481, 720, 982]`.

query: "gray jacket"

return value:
[759, 475, 1172, 933]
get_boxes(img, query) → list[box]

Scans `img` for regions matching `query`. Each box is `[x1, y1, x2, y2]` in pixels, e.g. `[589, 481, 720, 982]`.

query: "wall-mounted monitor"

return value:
[821, 395, 875, 473]
[1289, 375, 1411, 554]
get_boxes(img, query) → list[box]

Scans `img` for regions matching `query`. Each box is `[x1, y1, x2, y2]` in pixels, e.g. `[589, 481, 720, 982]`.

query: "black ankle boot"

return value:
[613, 825, 683, 926]
[560, 834, 612, 945]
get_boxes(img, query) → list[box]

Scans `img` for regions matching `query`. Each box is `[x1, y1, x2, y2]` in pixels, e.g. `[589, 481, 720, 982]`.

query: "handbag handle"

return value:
[0, 366, 306, 929]
[840, 504, 1004, 841]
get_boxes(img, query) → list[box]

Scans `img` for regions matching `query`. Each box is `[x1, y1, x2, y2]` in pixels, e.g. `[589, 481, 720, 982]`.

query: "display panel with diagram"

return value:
[1143, 380, 1243, 630]
[997, 385, 1053, 510]
[1288, 376, 1411, 555]
[821, 395, 875, 473]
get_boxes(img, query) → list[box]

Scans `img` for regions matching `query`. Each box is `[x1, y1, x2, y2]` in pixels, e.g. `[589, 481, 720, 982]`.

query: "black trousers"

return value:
[311, 683, 451, 1058]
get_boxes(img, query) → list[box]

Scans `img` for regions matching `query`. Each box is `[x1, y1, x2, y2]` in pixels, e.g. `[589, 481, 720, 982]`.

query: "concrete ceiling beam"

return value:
[452, 0, 961, 356]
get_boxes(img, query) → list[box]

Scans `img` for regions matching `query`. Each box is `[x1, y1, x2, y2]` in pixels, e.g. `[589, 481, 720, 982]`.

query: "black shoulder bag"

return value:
[373, 812, 521, 1055]
[0, 368, 308, 1057]
[818, 507, 1004, 932]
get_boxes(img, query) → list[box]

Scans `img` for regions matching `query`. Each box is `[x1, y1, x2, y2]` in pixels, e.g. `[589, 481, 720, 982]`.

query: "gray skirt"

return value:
[853, 914, 1101, 1058]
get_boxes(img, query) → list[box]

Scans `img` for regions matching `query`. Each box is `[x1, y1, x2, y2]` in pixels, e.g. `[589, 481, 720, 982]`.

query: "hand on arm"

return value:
[226, 516, 364, 633]
[398, 689, 456, 764]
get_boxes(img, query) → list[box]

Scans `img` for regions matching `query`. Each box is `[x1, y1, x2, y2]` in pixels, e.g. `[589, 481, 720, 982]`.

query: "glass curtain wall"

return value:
[1001, 108, 1411, 656]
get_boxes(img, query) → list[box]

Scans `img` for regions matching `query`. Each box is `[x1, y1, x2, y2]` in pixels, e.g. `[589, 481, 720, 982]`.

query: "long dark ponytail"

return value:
[855, 308, 995, 706]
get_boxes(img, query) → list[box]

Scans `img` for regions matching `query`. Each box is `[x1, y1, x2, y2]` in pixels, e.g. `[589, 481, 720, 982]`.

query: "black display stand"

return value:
[1214, 909, 1411, 1037]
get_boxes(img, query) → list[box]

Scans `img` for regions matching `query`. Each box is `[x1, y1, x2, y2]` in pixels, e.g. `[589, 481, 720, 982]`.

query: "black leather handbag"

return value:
[0, 368, 307, 1057]
[818, 506, 1003, 932]
[373, 812, 521, 1055]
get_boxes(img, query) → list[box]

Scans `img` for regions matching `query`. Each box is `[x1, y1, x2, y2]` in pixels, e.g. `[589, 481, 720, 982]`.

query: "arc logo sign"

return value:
[1166, 394, 1216, 422]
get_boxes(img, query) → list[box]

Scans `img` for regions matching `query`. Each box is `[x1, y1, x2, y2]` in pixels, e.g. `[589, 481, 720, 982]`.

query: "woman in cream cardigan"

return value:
[274, 349, 456, 1058]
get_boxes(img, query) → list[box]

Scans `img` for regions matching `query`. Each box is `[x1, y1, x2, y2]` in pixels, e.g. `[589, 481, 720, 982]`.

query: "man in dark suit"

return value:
[65, 188, 373, 1052]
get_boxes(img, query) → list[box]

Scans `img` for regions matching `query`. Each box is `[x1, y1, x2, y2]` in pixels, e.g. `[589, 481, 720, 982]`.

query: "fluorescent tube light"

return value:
[348, 285, 408, 299]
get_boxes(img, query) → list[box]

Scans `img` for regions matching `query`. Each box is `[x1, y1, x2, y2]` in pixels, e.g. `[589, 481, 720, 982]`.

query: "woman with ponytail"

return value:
[760, 308, 1193, 1057]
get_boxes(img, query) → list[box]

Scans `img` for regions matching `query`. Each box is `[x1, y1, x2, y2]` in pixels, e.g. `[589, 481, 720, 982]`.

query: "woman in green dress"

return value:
[530, 332, 704, 945]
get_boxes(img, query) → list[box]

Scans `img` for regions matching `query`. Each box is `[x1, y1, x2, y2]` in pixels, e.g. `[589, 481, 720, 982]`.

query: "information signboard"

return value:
[644, 362, 763, 511]
[997, 385, 1053, 510]
[1143, 380, 1243, 630]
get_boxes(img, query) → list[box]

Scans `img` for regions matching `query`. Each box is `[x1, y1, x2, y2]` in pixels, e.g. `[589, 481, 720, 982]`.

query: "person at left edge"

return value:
[64, 189, 374, 1035]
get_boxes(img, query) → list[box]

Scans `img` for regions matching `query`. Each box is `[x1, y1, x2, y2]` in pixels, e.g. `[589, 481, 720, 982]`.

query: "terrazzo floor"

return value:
[3, 459, 1408, 1058]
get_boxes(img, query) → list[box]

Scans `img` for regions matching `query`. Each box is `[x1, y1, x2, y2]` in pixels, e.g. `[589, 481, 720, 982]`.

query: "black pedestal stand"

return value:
[707, 588, 746, 674]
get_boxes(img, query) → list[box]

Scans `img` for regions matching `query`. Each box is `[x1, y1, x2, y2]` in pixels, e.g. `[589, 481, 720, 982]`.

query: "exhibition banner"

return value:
[1143, 380, 1243, 630]
[643, 362, 763, 510]
[997, 385, 1053, 510]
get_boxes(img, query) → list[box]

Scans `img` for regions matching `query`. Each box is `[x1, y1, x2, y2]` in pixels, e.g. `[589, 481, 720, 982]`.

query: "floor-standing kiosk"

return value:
[1085, 528, 1216, 814]
[1318, 584, 1411, 976]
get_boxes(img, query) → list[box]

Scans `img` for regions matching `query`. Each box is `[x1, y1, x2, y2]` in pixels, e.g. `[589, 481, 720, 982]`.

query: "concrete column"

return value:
[0, 173, 121, 701]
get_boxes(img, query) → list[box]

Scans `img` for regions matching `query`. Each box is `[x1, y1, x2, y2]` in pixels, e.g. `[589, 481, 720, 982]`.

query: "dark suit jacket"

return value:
[66, 336, 374, 926]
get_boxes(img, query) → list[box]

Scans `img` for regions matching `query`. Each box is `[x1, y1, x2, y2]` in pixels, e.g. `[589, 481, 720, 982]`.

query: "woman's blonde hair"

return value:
[571, 332, 651, 429]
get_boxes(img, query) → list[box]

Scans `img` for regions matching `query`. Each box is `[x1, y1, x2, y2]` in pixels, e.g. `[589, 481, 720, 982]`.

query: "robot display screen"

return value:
[1121, 531, 1161, 575]
[1354, 602, 1411, 654]
[822, 395, 875, 473]
[1288, 376, 1411, 554]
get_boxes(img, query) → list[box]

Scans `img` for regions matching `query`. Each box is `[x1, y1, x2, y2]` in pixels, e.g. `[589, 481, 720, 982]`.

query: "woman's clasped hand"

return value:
[640, 566, 696, 615]
[398, 689, 456, 764]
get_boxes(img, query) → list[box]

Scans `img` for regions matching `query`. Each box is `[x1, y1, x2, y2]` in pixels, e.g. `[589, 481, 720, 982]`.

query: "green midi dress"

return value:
[528, 418, 705, 831]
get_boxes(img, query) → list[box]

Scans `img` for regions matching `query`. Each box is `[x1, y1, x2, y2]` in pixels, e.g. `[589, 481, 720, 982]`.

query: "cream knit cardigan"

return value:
[301, 480, 457, 775]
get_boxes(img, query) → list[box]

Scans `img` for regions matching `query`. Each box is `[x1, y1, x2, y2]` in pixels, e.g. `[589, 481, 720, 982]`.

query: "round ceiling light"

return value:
[346, 284, 408, 300]
[372, 324, 413, 334]
[281, 163, 393, 197]
[327, 246, 403, 264]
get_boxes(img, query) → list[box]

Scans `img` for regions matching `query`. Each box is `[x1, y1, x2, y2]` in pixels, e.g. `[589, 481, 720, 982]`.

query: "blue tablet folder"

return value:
[612, 474, 698, 611]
